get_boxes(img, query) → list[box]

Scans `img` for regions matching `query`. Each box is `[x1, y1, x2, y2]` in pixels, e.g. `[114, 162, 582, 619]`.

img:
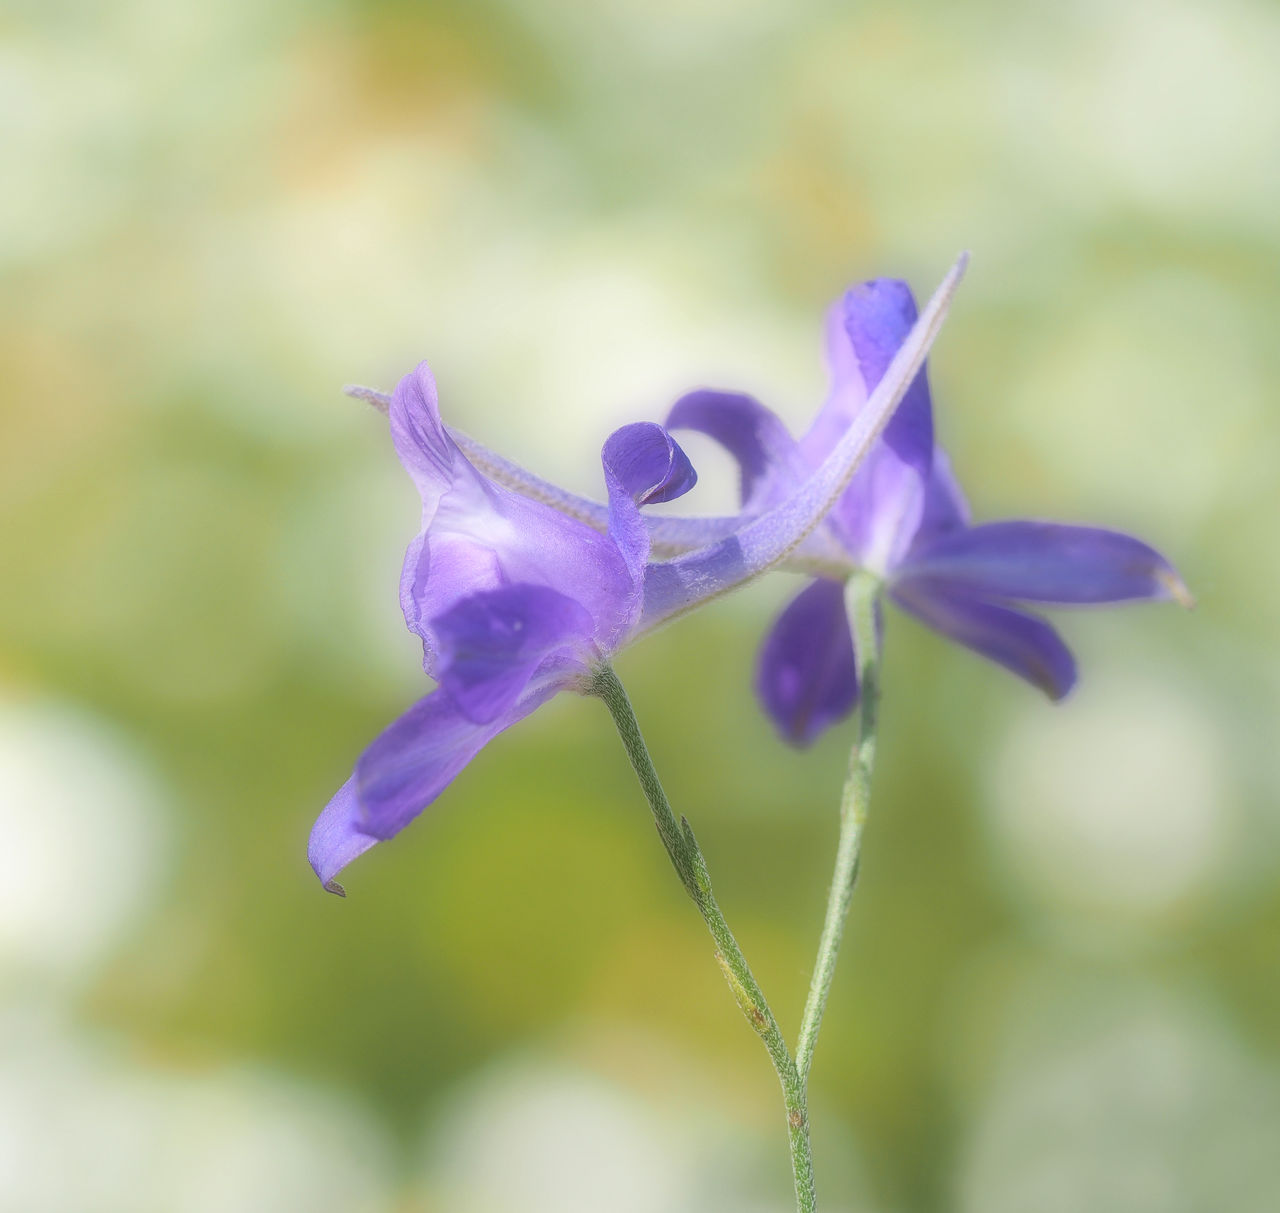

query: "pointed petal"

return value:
[434, 583, 594, 724]
[666, 390, 802, 509]
[902, 522, 1191, 606]
[756, 579, 859, 747]
[891, 580, 1077, 700]
[308, 776, 376, 893]
[639, 253, 969, 631]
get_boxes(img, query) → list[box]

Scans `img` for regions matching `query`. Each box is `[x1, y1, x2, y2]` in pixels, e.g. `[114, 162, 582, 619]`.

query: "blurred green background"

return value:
[3, 1, 1279, 1210]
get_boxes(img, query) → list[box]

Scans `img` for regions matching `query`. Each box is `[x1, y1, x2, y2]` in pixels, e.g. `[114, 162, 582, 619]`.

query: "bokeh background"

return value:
[3, 0, 1279, 1209]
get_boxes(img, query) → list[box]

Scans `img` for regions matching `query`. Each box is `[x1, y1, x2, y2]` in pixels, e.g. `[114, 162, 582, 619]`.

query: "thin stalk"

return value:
[794, 572, 882, 1084]
[589, 664, 817, 1212]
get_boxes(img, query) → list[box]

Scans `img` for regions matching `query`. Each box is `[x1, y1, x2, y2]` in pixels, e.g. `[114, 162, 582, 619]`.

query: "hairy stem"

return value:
[589, 664, 816, 1212]
[795, 572, 882, 1084]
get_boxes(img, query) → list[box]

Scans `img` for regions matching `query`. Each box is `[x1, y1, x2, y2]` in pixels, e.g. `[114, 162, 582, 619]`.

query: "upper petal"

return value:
[639, 253, 968, 632]
[901, 522, 1191, 606]
[756, 578, 859, 747]
[800, 280, 945, 569]
[388, 364, 636, 668]
[801, 278, 936, 478]
[891, 579, 1077, 700]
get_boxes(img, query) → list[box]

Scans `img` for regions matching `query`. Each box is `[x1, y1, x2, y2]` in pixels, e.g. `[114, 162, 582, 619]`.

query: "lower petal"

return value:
[756, 578, 859, 747]
[308, 681, 559, 890]
[307, 776, 377, 894]
[356, 685, 556, 842]
[891, 581, 1077, 700]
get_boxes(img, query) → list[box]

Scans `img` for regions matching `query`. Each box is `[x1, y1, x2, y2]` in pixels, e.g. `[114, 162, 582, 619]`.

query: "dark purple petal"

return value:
[891, 580, 1077, 700]
[434, 583, 595, 724]
[756, 579, 859, 747]
[666, 390, 801, 509]
[802, 279, 935, 479]
[842, 279, 936, 471]
[798, 280, 947, 567]
[355, 682, 559, 845]
[307, 776, 375, 893]
[639, 254, 968, 631]
[901, 522, 1192, 606]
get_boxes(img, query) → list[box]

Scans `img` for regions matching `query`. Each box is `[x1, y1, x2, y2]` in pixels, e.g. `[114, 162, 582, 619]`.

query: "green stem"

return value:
[795, 572, 882, 1084]
[589, 664, 817, 1213]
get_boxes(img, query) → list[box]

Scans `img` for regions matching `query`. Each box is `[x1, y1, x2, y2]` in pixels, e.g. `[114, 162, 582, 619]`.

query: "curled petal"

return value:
[434, 583, 595, 724]
[891, 579, 1077, 700]
[602, 422, 697, 506]
[902, 522, 1192, 606]
[666, 390, 801, 510]
[640, 252, 968, 632]
[601, 423, 697, 615]
[756, 579, 859, 747]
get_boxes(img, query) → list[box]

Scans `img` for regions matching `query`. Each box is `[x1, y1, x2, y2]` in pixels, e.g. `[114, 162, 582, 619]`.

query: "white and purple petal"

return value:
[388, 363, 637, 667]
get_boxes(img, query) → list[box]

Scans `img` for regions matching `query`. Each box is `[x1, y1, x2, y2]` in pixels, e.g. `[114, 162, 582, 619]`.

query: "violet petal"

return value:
[354, 682, 559, 844]
[434, 583, 595, 724]
[901, 521, 1191, 606]
[756, 578, 859, 747]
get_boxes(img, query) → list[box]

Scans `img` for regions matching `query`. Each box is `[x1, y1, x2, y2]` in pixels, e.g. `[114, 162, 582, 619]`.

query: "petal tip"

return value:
[344, 384, 392, 414]
[1158, 567, 1195, 610]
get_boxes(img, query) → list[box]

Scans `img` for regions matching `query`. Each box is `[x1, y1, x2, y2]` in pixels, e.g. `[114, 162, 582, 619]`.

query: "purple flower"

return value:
[308, 250, 969, 890]
[666, 278, 1192, 746]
